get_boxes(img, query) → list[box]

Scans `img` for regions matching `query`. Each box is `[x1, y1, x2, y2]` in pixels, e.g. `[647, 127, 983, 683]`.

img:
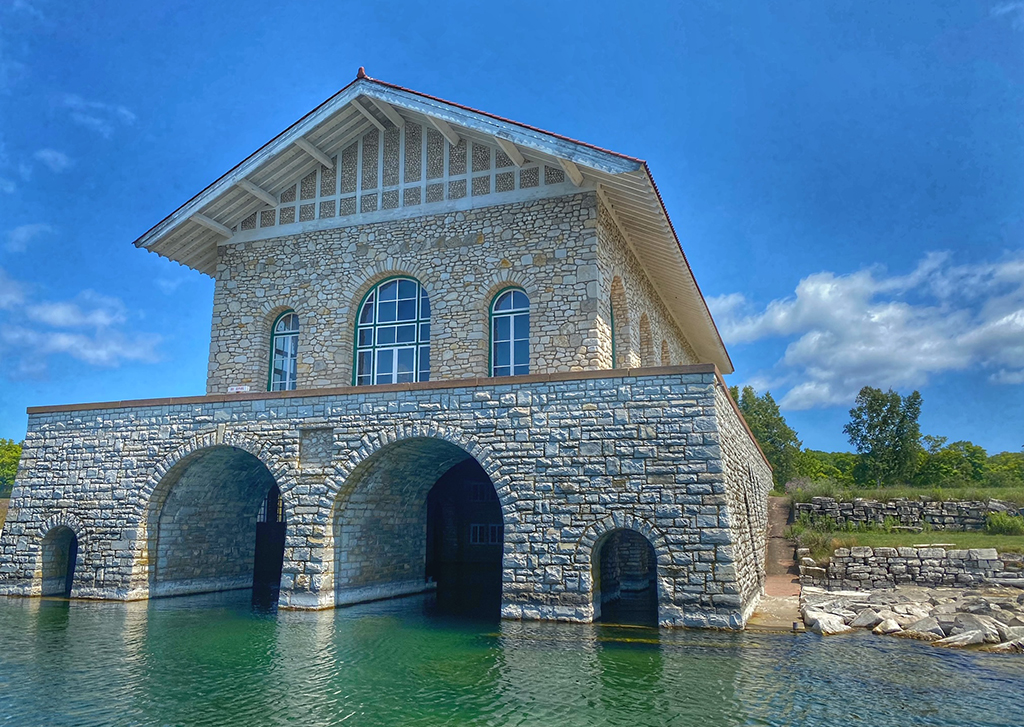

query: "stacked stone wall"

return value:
[794, 497, 1020, 531]
[208, 192, 603, 393]
[595, 202, 699, 369]
[799, 546, 1024, 590]
[0, 367, 771, 629]
[714, 384, 772, 619]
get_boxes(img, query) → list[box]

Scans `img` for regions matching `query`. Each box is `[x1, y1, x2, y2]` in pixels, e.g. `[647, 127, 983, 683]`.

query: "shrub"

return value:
[985, 512, 1024, 536]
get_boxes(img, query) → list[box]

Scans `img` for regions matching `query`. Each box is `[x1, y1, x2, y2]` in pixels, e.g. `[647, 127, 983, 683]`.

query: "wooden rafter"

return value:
[427, 116, 461, 146]
[235, 179, 276, 207]
[294, 137, 334, 169]
[191, 213, 232, 238]
[495, 137, 525, 167]
[369, 97, 405, 128]
[351, 98, 387, 133]
[559, 158, 584, 186]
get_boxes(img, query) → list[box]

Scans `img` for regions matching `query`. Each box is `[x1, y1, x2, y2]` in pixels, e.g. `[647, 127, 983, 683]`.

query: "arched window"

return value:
[269, 311, 299, 391]
[490, 289, 529, 377]
[356, 277, 431, 385]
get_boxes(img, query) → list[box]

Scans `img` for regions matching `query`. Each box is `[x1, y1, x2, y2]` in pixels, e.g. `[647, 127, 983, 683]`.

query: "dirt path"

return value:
[747, 496, 803, 631]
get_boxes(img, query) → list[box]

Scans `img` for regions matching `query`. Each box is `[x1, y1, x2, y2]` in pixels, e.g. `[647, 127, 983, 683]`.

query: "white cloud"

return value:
[32, 148, 72, 173]
[61, 94, 136, 138]
[0, 268, 160, 375]
[4, 222, 53, 252]
[708, 252, 1024, 409]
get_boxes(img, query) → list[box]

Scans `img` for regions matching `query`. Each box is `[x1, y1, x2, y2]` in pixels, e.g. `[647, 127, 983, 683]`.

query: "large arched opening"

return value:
[147, 445, 286, 601]
[593, 529, 658, 626]
[333, 436, 504, 620]
[40, 526, 78, 597]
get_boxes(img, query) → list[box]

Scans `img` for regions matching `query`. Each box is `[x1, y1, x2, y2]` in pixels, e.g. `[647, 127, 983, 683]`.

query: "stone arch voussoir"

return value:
[37, 511, 88, 542]
[574, 513, 672, 566]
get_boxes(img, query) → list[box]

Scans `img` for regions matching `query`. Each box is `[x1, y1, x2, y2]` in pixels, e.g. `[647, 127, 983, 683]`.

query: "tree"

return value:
[0, 439, 22, 498]
[843, 387, 923, 486]
[915, 438, 988, 487]
[730, 385, 801, 489]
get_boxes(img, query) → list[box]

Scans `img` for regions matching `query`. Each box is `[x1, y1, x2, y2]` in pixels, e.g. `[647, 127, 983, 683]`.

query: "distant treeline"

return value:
[731, 385, 1024, 492]
[0, 439, 21, 498]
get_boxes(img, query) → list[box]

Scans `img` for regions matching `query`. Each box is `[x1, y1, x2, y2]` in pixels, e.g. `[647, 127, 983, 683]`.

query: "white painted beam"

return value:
[427, 116, 461, 146]
[191, 213, 233, 238]
[559, 158, 584, 186]
[235, 178, 277, 207]
[294, 137, 335, 169]
[495, 137, 526, 167]
[369, 97, 405, 128]
[351, 98, 387, 133]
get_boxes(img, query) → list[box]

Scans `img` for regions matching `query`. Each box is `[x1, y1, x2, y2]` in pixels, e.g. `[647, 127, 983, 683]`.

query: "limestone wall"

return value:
[208, 192, 603, 393]
[794, 497, 1020, 531]
[799, 546, 1024, 590]
[714, 384, 773, 619]
[595, 202, 699, 369]
[0, 367, 770, 629]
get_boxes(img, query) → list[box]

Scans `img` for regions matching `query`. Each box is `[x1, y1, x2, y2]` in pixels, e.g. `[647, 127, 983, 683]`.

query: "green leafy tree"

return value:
[730, 385, 801, 489]
[915, 437, 988, 486]
[984, 450, 1024, 487]
[795, 449, 858, 487]
[0, 439, 22, 498]
[843, 387, 923, 487]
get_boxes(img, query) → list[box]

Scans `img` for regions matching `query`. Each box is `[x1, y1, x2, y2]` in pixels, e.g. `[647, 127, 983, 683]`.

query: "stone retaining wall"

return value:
[794, 496, 1019, 531]
[799, 546, 1024, 590]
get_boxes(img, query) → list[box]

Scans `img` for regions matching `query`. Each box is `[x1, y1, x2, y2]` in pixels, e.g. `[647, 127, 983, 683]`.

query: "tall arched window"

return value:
[355, 277, 431, 385]
[269, 311, 299, 391]
[490, 289, 530, 377]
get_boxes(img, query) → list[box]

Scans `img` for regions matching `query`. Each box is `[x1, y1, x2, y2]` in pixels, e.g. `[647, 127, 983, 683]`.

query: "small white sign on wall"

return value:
[227, 385, 251, 393]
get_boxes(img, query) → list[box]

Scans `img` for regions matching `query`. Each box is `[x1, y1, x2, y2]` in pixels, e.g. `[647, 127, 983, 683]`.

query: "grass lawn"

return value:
[789, 526, 1024, 563]
[788, 483, 1024, 506]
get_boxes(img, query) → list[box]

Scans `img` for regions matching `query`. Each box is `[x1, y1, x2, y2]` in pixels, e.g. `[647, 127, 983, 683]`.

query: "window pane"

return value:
[513, 313, 529, 339]
[397, 298, 416, 321]
[494, 365, 510, 377]
[495, 292, 512, 311]
[514, 340, 529, 367]
[377, 326, 396, 345]
[379, 280, 398, 301]
[420, 323, 430, 342]
[512, 291, 529, 310]
[396, 348, 415, 382]
[398, 279, 416, 300]
[396, 324, 415, 343]
[494, 341, 510, 367]
[420, 292, 431, 318]
[357, 351, 373, 377]
[358, 328, 373, 347]
[494, 316, 510, 340]
[376, 349, 393, 375]
[419, 345, 430, 381]
[359, 296, 375, 324]
[378, 301, 397, 323]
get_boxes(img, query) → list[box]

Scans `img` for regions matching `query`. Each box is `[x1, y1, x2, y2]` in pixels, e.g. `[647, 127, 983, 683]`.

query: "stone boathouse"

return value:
[0, 70, 771, 628]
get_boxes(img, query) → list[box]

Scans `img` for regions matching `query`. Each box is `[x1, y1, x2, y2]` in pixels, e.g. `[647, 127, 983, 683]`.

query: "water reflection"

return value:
[0, 592, 1023, 727]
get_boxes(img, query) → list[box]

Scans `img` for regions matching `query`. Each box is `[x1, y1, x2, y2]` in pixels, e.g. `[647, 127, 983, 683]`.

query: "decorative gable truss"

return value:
[232, 123, 577, 239]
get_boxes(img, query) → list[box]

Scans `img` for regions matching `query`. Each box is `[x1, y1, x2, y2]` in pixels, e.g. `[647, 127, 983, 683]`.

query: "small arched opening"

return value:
[148, 445, 285, 601]
[40, 525, 78, 597]
[660, 340, 670, 367]
[610, 276, 632, 368]
[593, 529, 658, 626]
[638, 314, 653, 367]
[333, 436, 504, 620]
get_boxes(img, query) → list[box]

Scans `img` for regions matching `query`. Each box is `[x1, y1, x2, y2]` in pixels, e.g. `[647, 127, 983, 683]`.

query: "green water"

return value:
[1, 591, 1022, 727]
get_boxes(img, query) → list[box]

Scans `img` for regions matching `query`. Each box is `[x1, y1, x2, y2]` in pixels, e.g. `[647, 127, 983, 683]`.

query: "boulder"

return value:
[953, 614, 1002, 644]
[905, 617, 945, 638]
[805, 610, 854, 635]
[873, 619, 902, 635]
[850, 609, 883, 629]
[934, 630, 985, 648]
[894, 630, 942, 642]
[981, 638, 1024, 654]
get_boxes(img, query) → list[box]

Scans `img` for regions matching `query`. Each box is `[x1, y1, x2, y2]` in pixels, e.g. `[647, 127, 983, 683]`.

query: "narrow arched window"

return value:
[355, 278, 431, 385]
[269, 311, 299, 391]
[490, 289, 529, 377]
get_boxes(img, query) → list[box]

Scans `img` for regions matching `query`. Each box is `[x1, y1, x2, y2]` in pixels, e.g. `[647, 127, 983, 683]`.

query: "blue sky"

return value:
[1, 1, 1022, 453]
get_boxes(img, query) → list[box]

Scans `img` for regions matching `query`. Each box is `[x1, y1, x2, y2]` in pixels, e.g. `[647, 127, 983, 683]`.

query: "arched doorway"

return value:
[148, 446, 285, 600]
[40, 526, 78, 597]
[333, 437, 504, 620]
[594, 529, 658, 626]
